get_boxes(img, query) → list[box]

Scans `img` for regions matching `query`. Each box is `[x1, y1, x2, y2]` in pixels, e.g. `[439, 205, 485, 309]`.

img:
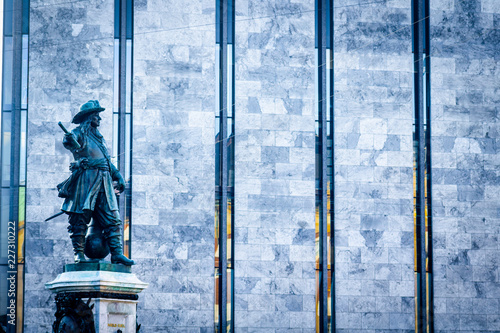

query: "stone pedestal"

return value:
[46, 263, 148, 333]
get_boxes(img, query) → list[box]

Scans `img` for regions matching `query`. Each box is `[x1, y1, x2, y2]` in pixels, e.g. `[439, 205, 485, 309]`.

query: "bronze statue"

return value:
[56, 100, 134, 266]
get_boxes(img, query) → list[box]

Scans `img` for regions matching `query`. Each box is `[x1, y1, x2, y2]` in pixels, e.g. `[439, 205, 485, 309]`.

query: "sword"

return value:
[45, 211, 65, 222]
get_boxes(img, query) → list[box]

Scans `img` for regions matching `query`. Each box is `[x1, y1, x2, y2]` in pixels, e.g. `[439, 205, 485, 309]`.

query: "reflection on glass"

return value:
[112, 112, 118, 165]
[1, 188, 10, 259]
[2, 37, 13, 110]
[113, 39, 119, 111]
[2, 111, 11, 186]
[125, 113, 131, 180]
[0, 266, 6, 316]
[126, 40, 132, 115]
[19, 110, 27, 185]
[21, 35, 28, 109]
[315, 7, 334, 329]
[113, 2, 133, 259]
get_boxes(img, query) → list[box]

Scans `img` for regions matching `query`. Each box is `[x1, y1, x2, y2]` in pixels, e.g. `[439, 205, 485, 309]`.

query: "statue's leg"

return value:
[68, 212, 91, 263]
[93, 193, 134, 266]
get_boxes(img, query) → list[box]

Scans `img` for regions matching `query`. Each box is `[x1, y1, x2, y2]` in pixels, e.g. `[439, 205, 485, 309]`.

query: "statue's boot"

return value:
[107, 235, 134, 266]
[71, 235, 89, 263]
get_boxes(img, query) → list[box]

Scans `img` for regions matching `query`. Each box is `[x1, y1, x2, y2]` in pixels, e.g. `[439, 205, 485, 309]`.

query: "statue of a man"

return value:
[58, 100, 134, 266]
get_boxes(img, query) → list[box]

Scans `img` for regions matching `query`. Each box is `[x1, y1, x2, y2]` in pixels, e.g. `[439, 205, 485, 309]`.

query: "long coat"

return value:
[59, 125, 122, 214]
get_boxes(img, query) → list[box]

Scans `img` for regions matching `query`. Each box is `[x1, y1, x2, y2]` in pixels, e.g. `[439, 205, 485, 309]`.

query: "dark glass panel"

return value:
[114, 0, 120, 38]
[0, 265, 7, 315]
[215, 0, 220, 44]
[3, 0, 13, 36]
[126, 0, 133, 38]
[22, 0, 29, 34]
[227, 0, 233, 44]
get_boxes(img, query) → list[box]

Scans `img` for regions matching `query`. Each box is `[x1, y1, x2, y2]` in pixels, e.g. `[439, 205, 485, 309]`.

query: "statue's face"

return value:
[90, 113, 101, 128]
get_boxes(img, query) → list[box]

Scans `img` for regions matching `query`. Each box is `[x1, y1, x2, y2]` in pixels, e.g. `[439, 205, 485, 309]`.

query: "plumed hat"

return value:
[72, 100, 105, 124]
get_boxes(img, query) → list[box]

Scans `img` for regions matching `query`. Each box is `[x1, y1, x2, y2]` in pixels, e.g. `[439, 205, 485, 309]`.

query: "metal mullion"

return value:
[219, 0, 228, 330]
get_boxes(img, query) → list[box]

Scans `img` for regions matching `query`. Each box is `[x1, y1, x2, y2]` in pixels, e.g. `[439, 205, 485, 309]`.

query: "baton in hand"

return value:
[58, 121, 81, 149]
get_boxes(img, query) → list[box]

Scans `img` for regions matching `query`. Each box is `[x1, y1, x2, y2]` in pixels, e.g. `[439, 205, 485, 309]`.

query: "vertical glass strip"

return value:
[412, 0, 432, 331]
[214, 3, 221, 324]
[423, 0, 433, 330]
[215, 0, 235, 330]
[114, 0, 133, 259]
[316, 0, 334, 332]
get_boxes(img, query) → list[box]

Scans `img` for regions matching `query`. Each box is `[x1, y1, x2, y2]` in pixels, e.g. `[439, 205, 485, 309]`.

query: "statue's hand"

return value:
[114, 176, 126, 193]
[63, 133, 80, 151]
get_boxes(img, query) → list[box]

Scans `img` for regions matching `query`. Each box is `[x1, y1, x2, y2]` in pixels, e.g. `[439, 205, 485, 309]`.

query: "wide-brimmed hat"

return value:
[72, 100, 105, 124]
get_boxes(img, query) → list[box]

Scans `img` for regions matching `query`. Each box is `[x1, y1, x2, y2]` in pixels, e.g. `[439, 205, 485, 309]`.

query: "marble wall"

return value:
[132, 0, 215, 330]
[234, 0, 316, 331]
[431, 0, 500, 331]
[333, 0, 415, 331]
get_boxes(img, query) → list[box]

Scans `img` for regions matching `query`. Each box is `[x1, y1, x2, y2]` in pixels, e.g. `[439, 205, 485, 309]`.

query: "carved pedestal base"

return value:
[46, 263, 148, 333]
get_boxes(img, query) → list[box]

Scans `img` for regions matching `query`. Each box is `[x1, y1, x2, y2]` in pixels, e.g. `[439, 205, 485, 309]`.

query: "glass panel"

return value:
[214, 267, 220, 330]
[227, 0, 233, 44]
[112, 112, 118, 165]
[1, 188, 10, 259]
[123, 194, 130, 258]
[215, 198, 220, 268]
[16, 263, 24, 329]
[126, 40, 132, 115]
[215, 47, 220, 117]
[19, 110, 26, 185]
[226, 44, 233, 119]
[125, 113, 131, 181]
[3, 0, 12, 36]
[327, 269, 332, 329]
[215, 0, 220, 44]
[113, 39, 119, 111]
[22, 0, 29, 34]
[114, 0, 120, 38]
[0, 265, 7, 316]
[215, 117, 221, 188]
[227, 268, 234, 332]
[126, 0, 133, 39]
[17, 186, 25, 262]
[3, 37, 13, 110]
[21, 35, 28, 109]
[226, 197, 233, 265]
[2, 111, 11, 186]
[315, 270, 320, 330]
